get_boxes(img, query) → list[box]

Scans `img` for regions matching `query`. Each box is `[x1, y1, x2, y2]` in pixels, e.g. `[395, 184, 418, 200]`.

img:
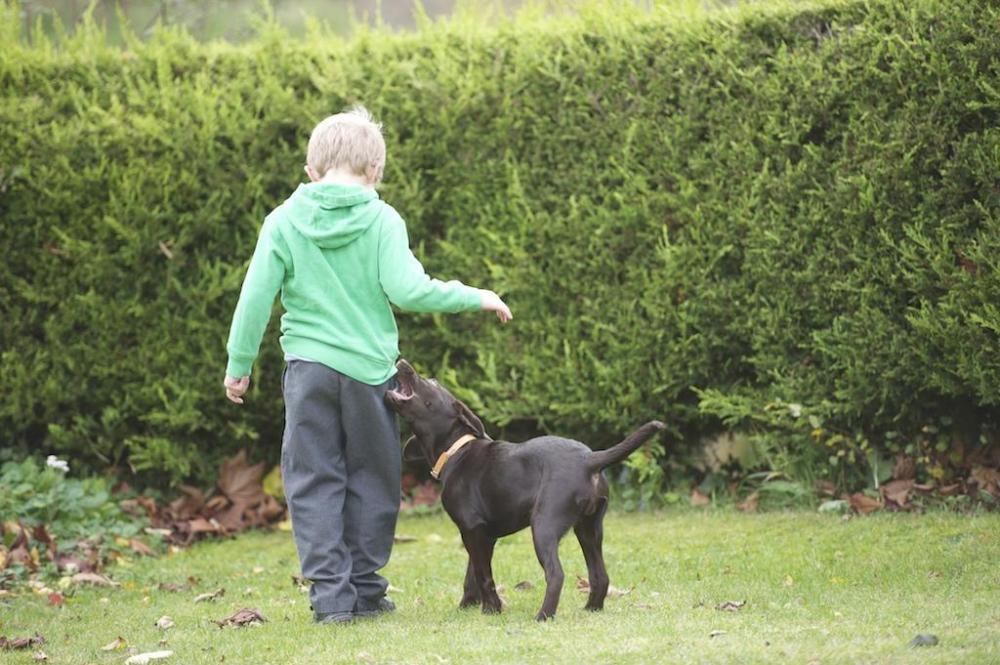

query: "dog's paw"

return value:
[458, 597, 480, 609]
[481, 602, 503, 615]
[584, 603, 604, 612]
[534, 611, 556, 622]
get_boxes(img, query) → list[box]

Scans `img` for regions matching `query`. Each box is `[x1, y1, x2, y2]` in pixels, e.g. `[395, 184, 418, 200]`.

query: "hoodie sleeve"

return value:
[225, 216, 289, 377]
[377, 211, 481, 313]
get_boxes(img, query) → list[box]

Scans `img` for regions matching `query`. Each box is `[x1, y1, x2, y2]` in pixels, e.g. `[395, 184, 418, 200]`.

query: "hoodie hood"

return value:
[284, 182, 382, 249]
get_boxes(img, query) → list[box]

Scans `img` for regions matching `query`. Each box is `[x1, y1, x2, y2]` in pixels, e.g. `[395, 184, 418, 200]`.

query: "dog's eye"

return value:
[424, 400, 433, 409]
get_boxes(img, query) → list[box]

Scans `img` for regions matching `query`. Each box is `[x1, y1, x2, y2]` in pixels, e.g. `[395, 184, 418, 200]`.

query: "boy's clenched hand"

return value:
[478, 289, 513, 323]
[224, 375, 250, 404]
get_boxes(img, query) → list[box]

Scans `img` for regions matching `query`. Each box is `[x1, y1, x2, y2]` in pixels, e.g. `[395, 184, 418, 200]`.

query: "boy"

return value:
[223, 106, 511, 624]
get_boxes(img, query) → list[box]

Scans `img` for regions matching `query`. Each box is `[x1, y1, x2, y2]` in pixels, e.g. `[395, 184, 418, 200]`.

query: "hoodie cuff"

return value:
[226, 354, 255, 378]
[464, 286, 483, 312]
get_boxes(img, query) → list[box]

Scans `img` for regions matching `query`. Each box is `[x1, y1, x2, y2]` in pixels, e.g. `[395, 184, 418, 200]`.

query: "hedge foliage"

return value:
[1, 0, 998, 487]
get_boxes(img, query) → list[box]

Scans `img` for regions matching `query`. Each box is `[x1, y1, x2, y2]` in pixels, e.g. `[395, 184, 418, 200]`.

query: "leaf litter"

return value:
[0, 634, 45, 650]
[193, 588, 225, 603]
[213, 608, 267, 628]
[120, 449, 286, 546]
[100, 636, 128, 651]
[575, 575, 632, 597]
[124, 651, 173, 664]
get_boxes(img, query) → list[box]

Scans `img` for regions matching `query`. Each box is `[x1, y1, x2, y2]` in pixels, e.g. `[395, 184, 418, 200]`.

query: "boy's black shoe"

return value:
[353, 596, 396, 618]
[315, 611, 354, 625]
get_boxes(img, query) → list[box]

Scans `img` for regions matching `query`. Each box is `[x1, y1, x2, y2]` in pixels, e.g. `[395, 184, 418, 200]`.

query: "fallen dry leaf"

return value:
[815, 480, 837, 496]
[5, 525, 36, 572]
[847, 492, 881, 515]
[212, 608, 267, 628]
[715, 600, 747, 612]
[393, 535, 417, 543]
[783, 575, 794, 587]
[168, 486, 206, 521]
[119, 496, 158, 521]
[193, 588, 225, 603]
[0, 634, 45, 650]
[215, 450, 268, 531]
[31, 525, 56, 557]
[129, 539, 154, 556]
[938, 483, 963, 497]
[54, 549, 97, 574]
[607, 585, 633, 598]
[969, 467, 1000, 497]
[513, 581, 534, 591]
[218, 450, 266, 507]
[100, 636, 128, 651]
[184, 517, 221, 538]
[690, 488, 711, 507]
[575, 575, 632, 597]
[736, 491, 759, 513]
[124, 651, 173, 665]
[157, 582, 189, 593]
[32, 651, 47, 661]
[879, 479, 915, 509]
[154, 616, 174, 630]
[709, 630, 727, 638]
[291, 575, 311, 594]
[47, 592, 63, 606]
[71, 572, 119, 587]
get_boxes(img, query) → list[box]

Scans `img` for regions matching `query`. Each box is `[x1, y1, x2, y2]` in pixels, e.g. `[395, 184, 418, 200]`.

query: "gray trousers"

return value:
[280, 360, 401, 615]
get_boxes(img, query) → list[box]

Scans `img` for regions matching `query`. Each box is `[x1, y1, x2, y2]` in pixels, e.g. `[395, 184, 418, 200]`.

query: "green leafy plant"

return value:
[0, 457, 150, 582]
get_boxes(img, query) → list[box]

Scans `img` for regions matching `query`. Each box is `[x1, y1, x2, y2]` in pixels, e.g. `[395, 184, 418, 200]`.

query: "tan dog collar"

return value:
[431, 434, 478, 479]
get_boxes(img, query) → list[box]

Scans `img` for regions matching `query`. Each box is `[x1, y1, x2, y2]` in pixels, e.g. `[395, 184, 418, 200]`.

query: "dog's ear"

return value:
[453, 400, 488, 439]
[401, 435, 425, 463]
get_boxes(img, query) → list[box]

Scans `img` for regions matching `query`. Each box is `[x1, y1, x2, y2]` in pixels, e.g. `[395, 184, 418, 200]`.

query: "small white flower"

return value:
[46, 455, 69, 473]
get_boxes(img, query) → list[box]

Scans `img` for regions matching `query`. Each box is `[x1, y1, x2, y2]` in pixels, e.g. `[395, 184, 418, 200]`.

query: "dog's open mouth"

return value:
[386, 361, 416, 404]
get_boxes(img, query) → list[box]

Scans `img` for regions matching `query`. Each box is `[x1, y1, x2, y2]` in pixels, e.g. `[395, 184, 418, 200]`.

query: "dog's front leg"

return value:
[458, 557, 480, 608]
[460, 528, 501, 614]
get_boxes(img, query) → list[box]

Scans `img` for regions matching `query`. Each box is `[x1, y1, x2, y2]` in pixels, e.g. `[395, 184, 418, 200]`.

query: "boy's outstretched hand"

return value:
[479, 289, 513, 323]
[224, 375, 250, 404]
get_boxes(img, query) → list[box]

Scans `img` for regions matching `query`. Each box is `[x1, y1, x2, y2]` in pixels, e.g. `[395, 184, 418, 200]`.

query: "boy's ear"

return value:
[365, 163, 382, 186]
[304, 164, 320, 183]
[401, 435, 424, 463]
[453, 400, 487, 440]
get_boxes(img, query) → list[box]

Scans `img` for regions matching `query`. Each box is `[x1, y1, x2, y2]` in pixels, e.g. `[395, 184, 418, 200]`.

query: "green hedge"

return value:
[2, 0, 998, 487]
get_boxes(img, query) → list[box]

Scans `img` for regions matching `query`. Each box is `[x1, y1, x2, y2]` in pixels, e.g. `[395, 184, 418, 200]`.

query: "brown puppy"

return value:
[385, 359, 665, 621]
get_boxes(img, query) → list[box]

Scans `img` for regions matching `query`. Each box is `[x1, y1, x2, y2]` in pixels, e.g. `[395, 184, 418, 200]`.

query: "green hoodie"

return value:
[225, 182, 481, 384]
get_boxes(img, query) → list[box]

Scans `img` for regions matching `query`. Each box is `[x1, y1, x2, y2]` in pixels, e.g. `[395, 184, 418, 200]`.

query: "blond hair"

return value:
[306, 106, 386, 182]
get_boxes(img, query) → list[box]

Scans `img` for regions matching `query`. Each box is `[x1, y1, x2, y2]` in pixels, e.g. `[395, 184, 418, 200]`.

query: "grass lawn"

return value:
[3, 510, 998, 664]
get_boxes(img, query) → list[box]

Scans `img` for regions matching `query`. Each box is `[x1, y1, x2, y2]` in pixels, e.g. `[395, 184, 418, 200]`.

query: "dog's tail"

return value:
[587, 421, 666, 472]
